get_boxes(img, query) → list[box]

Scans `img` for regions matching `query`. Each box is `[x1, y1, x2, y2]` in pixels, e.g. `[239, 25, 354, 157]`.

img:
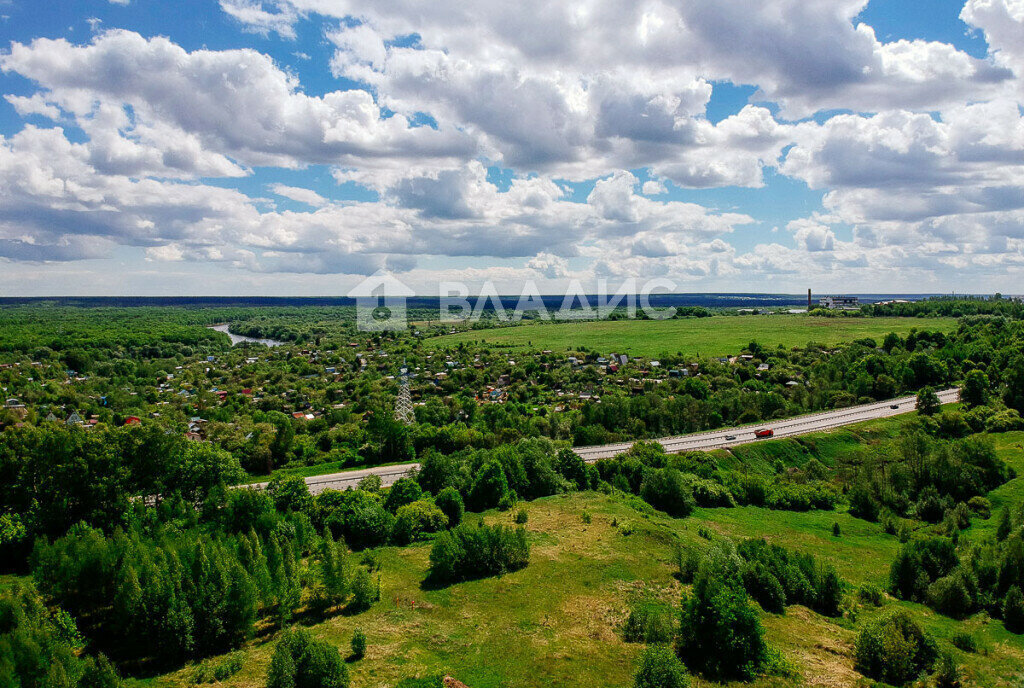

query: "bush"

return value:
[267, 476, 314, 515]
[384, 478, 423, 513]
[621, 601, 674, 644]
[933, 652, 961, 688]
[927, 573, 974, 619]
[1003, 585, 1024, 633]
[514, 508, 528, 524]
[741, 563, 786, 614]
[392, 500, 448, 545]
[427, 523, 530, 584]
[889, 538, 958, 602]
[350, 629, 366, 660]
[854, 611, 937, 686]
[857, 584, 884, 607]
[434, 487, 464, 528]
[639, 468, 695, 518]
[268, 629, 349, 688]
[469, 460, 511, 511]
[676, 563, 768, 681]
[950, 632, 977, 653]
[349, 567, 378, 612]
[633, 645, 689, 688]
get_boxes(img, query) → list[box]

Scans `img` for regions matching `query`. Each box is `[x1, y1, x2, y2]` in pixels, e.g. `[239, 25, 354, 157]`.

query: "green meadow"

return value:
[138, 414, 1024, 688]
[428, 315, 960, 358]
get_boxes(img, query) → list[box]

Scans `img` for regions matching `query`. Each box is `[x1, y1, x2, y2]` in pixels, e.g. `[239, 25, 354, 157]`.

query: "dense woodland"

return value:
[2, 299, 1024, 688]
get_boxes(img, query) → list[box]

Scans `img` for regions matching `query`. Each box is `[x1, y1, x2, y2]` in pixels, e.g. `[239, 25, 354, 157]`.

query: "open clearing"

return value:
[427, 315, 960, 358]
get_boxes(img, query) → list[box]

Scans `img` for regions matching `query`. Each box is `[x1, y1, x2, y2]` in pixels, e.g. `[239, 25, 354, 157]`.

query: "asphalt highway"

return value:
[247, 388, 959, 495]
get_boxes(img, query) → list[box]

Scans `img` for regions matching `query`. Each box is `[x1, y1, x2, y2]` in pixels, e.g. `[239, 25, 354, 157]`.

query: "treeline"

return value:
[865, 296, 1024, 319]
[30, 512, 377, 669]
[595, 441, 838, 516]
[846, 432, 1012, 527]
[0, 425, 246, 565]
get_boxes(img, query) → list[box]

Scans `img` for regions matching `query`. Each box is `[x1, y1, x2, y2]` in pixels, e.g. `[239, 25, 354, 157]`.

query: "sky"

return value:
[0, 0, 1022, 296]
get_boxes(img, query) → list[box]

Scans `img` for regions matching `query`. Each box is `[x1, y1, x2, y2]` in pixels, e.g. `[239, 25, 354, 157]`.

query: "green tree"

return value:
[469, 460, 510, 511]
[916, 387, 941, 416]
[855, 611, 937, 685]
[633, 645, 689, 688]
[434, 487, 464, 528]
[349, 567, 377, 612]
[960, 370, 989, 408]
[676, 563, 768, 680]
[350, 629, 366, 660]
[1003, 586, 1024, 633]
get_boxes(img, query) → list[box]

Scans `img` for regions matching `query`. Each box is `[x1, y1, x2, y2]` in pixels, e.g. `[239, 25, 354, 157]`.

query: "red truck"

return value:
[754, 428, 774, 439]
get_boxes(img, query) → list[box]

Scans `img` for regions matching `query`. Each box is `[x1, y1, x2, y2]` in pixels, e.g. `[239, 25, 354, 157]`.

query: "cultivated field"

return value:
[428, 315, 960, 358]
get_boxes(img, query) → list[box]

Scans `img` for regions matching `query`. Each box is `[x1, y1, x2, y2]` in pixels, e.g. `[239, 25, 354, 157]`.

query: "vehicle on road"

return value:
[890, 404, 900, 409]
[724, 435, 737, 440]
[754, 429, 774, 438]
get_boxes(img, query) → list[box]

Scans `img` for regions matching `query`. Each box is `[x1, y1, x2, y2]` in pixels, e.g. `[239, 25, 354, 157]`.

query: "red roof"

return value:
[124, 416, 141, 425]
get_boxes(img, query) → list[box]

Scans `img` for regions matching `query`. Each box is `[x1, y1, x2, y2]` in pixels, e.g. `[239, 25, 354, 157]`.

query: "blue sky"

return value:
[0, 0, 1021, 295]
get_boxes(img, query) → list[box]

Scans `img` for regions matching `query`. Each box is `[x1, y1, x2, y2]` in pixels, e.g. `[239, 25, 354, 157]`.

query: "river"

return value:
[208, 323, 286, 347]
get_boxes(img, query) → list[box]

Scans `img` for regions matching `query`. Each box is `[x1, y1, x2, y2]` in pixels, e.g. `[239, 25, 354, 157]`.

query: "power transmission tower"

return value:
[395, 363, 414, 425]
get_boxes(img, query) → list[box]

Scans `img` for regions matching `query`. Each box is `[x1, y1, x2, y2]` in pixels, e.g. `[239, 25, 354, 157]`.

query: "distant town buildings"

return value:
[819, 295, 860, 310]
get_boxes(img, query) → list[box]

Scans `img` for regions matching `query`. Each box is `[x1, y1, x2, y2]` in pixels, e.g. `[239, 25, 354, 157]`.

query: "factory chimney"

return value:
[807, 289, 812, 311]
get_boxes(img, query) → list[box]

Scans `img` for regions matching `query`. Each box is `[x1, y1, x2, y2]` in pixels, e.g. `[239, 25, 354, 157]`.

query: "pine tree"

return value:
[267, 639, 297, 688]
[997, 507, 1012, 541]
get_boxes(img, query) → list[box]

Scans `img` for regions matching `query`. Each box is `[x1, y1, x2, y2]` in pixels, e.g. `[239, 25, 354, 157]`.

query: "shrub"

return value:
[933, 652, 961, 688]
[384, 478, 423, 513]
[341, 499, 394, 550]
[392, 500, 448, 545]
[350, 629, 366, 660]
[267, 629, 349, 688]
[966, 496, 991, 519]
[857, 584, 884, 607]
[639, 468, 695, 518]
[469, 460, 510, 511]
[267, 476, 314, 515]
[633, 645, 689, 688]
[514, 508, 528, 524]
[427, 523, 530, 584]
[434, 487, 464, 528]
[676, 563, 768, 681]
[927, 573, 974, 619]
[889, 538, 959, 602]
[832, 522, 841, 537]
[848, 483, 879, 521]
[356, 474, 381, 493]
[854, 611, 937, 686]
[1003, 585, 1024, 633]
[949, 632, 977, 653]
[741, 563, 786, 614]
[349, 568, 377, 612]
[621, 601, 674, 644]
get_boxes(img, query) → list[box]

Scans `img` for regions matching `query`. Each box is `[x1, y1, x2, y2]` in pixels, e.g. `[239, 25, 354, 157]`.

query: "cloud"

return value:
[269, 184, 328, 208]
[642, 180, 667, 195]
[0, 30, 476, 173]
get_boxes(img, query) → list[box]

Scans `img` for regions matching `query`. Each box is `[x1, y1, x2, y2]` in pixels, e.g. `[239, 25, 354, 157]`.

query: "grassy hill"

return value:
[140, 414, 1024, 688]
[427, 315, 960, 359]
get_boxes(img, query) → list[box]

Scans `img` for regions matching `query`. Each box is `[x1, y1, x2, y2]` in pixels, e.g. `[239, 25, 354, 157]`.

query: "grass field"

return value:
[135, 414, 1024, 688]
[427, 315, 960, 358]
